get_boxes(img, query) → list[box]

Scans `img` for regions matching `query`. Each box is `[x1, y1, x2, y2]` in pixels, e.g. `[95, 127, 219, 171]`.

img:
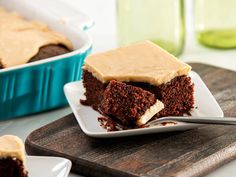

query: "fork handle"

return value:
[154, 117, 236, 125]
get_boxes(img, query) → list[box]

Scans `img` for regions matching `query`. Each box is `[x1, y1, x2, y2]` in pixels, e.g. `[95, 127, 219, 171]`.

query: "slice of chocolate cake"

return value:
[81, 40, 194, 127]
[100, 80, 164, 127]
[0, 135, 28, 177]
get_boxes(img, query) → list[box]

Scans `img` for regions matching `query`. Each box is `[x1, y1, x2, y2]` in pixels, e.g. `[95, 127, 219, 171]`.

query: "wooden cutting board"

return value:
[25, 63, 236, 177]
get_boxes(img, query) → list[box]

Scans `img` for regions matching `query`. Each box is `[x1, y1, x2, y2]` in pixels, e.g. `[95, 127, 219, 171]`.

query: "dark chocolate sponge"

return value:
[0, 158, 28, 177]
[81, 70, 194, 120]
[100, 80, 157, 126]
[29, 44, 70, 62]
[0, 62, 3, 69]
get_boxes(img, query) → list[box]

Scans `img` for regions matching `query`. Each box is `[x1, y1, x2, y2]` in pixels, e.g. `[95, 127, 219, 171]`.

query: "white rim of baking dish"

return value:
[0, 0, 93, 73]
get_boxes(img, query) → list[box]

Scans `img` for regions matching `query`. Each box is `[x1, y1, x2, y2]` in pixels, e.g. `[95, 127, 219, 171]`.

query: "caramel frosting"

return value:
[84, 41, 191, 86]
[137, 99, 164, 126]
[0, 7, 73, 68]
[0, 135, 26, 165]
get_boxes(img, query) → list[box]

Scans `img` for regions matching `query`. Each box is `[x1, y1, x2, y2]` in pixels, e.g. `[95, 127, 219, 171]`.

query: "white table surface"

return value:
[1, 0, 236, 177]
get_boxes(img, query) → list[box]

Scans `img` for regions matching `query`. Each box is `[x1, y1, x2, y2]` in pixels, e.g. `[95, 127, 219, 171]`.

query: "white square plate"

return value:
[26, 156, 71, 177]
[64, 71, 224, 138]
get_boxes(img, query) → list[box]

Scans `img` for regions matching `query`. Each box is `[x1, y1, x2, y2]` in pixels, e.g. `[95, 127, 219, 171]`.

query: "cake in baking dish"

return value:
[0, 7, 73, 69]
[81, 41, 194, 128]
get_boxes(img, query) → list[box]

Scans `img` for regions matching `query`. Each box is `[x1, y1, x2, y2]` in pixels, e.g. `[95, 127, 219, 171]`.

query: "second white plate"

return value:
[26, 156, 71, 177]
[64, 71, 224, 138]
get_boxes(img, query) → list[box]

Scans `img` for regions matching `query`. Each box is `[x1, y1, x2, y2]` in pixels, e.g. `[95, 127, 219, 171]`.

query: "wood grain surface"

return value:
[25, 63, 236, 177]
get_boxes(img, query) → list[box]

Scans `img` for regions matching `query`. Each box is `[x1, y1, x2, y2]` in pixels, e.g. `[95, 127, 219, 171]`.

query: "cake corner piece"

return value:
[0, 135, 28, 177]
[100, 80, 164, 127]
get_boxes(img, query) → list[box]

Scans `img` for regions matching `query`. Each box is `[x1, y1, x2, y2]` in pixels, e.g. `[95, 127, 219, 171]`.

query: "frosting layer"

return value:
[84, 41, 191, 86]
[0, 7, 72, 68]
[137, 99, 164, 126]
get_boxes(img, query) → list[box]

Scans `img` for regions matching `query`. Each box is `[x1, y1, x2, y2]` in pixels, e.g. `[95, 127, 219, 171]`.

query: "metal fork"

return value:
[147, 117, 236, 127]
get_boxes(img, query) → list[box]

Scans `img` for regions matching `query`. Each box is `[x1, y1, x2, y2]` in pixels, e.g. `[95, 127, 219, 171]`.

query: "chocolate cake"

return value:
[81, 41, 194, 128]
[29, 44, 70, 62]
[0, 135, 28, 177]
[100, 80, 164, 126]
[0, 7, 72, 69]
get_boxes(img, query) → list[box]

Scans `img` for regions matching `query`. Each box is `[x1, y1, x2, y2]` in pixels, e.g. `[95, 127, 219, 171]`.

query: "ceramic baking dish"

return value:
[0, 0, 93, 120]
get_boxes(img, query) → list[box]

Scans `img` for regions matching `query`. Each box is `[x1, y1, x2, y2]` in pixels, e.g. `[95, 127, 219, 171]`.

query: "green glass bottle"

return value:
[195, 0, 236, 49]
[117, 0, 185, 56]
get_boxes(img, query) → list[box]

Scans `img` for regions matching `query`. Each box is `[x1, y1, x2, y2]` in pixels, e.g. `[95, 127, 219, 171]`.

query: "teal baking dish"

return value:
[0, 0, 93, 120]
